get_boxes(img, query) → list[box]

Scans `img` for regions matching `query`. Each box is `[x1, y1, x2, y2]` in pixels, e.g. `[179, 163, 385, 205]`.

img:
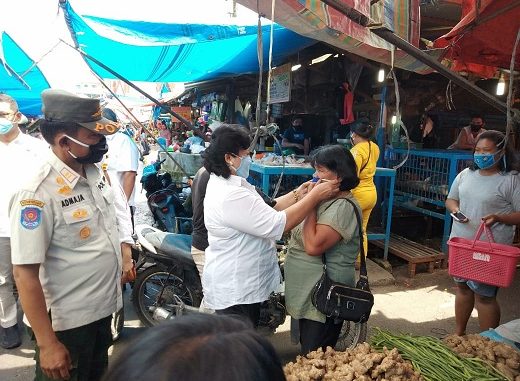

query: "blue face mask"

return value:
[0, 118, 14, 135]
[474, 153, 497, 169]
[234, 155, 252, 179]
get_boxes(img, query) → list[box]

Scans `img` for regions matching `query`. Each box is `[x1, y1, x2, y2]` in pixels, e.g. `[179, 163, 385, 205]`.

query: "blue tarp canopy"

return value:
[0, 32, 50, 116]
[60, 0, 316, 82]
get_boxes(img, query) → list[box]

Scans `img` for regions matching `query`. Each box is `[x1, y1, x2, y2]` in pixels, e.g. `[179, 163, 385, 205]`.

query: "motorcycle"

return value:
[132, 224, 367, 349]
[141, 159, 193, 234]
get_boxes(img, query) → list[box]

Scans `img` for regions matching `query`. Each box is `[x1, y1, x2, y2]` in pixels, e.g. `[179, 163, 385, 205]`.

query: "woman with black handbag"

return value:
[284, 145, 362, 354]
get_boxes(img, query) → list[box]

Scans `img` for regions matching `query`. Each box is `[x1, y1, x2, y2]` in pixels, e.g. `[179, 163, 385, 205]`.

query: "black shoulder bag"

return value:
[311, 197, 374, 323]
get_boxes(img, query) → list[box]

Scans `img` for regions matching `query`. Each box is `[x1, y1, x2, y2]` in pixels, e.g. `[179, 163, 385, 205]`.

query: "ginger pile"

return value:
[284, 342, 423, 381]
[444, 334, 520, 381]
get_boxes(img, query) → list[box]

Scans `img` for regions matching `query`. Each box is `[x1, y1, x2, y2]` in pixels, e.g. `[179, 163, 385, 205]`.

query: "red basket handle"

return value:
[471, 222, 495, 252]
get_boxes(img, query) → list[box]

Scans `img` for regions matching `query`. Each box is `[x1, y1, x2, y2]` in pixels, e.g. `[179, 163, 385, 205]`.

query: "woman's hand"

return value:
[296, 180, 316, 200]
[482, 214, 500, 226]
[309, 179, 340, 201]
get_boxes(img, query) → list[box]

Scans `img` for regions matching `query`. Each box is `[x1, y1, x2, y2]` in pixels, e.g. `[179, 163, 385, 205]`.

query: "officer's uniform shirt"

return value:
[9, 151, 123, 331]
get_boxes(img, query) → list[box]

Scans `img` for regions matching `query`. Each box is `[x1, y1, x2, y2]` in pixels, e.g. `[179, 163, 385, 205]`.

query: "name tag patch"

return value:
[20, 207, 42, 230]
[61, 194, 85, 208]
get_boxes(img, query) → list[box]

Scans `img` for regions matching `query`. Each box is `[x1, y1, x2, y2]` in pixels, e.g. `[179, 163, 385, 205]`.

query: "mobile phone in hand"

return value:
[450, 211, 469, 223]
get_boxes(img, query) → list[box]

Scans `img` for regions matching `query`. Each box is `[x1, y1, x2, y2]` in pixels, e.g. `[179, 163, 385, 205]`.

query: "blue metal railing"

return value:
[385, 148, 473, 251]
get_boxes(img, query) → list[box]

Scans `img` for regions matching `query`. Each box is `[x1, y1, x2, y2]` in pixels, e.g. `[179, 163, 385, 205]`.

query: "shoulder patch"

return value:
[20, 207, 42, 230]
[20, 199, 45, 208]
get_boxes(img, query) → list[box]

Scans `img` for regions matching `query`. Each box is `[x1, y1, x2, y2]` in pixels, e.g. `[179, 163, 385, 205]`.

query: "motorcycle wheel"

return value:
[111, 306, 125, 341]
[132, 266, 195, 327]
[335, 321, 368, 351]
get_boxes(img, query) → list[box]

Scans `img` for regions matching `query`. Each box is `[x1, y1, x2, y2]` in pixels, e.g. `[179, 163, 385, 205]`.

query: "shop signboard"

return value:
[268, 63, 291, 104]
[171, 106, 192, 122]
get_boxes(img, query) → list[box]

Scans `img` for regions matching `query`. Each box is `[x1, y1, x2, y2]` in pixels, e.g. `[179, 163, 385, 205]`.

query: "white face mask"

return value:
[230, 154, 252, 179]
[0, 117, 15, 135]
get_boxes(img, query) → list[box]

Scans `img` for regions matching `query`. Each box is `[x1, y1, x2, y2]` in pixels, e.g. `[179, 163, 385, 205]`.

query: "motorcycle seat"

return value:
[145, 231, 194, 266]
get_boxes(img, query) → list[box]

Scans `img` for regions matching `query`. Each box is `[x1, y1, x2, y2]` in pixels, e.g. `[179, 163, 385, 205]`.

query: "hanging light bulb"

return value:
[378, 67, 385, 83]
[291, 64, 302, 72]
[496, 74, 506, 96]
[310, 54, 332, 65]
[391, 115, 397, 125]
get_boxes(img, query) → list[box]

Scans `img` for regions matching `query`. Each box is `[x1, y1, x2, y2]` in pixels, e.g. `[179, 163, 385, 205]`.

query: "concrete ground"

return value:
[2, 259, 520, 379]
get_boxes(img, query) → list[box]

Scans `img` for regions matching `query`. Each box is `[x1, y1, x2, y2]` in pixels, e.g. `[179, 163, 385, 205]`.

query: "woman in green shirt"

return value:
[285, 145, 361, 354]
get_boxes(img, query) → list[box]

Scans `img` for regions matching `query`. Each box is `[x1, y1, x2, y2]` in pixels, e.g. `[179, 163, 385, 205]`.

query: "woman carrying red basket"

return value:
[446, 130, 520, 336]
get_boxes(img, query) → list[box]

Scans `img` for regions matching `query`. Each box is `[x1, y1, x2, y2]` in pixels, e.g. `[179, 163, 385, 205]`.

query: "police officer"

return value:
[10, 90, 133, 381]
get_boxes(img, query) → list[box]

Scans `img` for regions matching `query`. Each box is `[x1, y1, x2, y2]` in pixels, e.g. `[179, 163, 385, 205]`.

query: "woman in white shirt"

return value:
[203, 125, 339, 326]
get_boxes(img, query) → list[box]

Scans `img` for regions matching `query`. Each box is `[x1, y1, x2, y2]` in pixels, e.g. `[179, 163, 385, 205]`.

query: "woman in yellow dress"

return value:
[349, 119, 380, 257]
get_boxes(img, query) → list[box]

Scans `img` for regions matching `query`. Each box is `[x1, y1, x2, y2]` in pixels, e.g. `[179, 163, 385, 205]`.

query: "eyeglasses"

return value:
[230, 152, 253, 159]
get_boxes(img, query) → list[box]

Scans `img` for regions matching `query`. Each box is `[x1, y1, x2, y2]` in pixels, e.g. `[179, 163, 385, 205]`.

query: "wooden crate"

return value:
[371, 234, 447, 278]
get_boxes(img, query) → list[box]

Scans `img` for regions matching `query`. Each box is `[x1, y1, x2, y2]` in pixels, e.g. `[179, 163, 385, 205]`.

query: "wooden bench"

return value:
[370, 234, 447, 278]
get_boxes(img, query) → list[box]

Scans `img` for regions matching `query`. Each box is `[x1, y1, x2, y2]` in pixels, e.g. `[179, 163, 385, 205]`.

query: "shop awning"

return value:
[0, 32, 50, 116]
[236, 0, 442, 74]
[60, 0, 316, 83]
[433, 0, 520, 78]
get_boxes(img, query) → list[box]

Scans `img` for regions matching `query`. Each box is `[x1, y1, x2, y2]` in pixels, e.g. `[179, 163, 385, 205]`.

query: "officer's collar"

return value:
[48, 151, 81, 189]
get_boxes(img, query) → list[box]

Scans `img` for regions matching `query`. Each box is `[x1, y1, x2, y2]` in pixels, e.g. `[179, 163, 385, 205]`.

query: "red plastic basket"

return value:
[448, 223, 520, 287]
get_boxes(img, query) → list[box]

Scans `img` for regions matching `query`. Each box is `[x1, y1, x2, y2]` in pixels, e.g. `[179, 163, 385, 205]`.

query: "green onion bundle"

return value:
[371, 328, 508, 381]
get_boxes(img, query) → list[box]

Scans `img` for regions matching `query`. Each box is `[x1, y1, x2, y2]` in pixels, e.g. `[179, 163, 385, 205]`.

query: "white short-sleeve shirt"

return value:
[202, 174, 286, 310]
[0, 132, 48, 237]
[104, 132, 140, 206]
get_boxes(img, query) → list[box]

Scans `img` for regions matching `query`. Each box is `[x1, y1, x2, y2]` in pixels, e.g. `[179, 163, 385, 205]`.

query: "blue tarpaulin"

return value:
[0, 32, 50, 116]
[60, 0, 316, 82]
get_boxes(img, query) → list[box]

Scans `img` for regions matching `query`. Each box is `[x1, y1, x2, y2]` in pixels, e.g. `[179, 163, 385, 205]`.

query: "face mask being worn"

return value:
[65, 134, 108, 164]
[0, 118, 14, 135]
[232, 154, 252, 179]
[470, 124, 482, 132]
[474, 152, 498, 170]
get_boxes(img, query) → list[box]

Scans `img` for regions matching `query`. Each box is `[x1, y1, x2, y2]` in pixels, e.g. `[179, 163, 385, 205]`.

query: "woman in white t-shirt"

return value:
[202, 125, 339, 326]
[446, 130, 520, 336]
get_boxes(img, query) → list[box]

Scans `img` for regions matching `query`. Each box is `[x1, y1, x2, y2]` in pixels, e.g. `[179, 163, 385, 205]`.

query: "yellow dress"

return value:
[350, 141, 380, 255]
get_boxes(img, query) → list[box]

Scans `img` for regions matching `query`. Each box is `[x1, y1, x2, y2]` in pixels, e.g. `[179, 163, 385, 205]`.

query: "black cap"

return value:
[41, 89, 119, 135]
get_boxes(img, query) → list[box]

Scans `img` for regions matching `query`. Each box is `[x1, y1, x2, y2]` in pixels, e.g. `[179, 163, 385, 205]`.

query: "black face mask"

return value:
[67, 135, 108, 164]
[470, 124, 482, 132]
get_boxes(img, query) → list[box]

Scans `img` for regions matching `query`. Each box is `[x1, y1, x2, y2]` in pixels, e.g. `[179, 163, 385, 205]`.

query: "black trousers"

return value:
[31, 316, 112, 381]
[215, 303, 261, 328]
[299, 317, 343, 354]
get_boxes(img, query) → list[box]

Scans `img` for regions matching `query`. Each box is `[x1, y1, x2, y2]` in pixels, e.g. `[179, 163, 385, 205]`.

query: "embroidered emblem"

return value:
[57, 185, 73, 196]
[60, 168, 78, 184]
[20, 199, 45, 208]
[92, 108, 102, 118]
[79, 226, 91, 239]
[56, 177, 65, 185]
[20, 207, 42, 230]
[94, 122, 118, 134]
[72, 208, 88, 219]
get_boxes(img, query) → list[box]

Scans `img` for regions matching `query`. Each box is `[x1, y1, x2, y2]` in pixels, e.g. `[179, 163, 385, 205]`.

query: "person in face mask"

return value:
[9, 89, 134, 381]
[448, 114, 486, 150]
[202, 125, 340, 326]
[446, 130, 520, 337]
[0, 94, 48, 350]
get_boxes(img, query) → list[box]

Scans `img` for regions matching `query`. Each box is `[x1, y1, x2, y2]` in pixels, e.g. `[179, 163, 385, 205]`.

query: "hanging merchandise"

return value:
[243, 101, 252, 120]
[339, 82, 355, 125]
